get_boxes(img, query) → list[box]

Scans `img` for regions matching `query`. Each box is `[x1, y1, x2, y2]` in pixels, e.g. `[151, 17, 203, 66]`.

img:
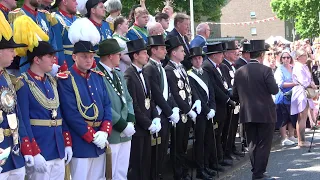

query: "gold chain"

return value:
[22, 73, 60, 110]
[69, 74, 99, 120]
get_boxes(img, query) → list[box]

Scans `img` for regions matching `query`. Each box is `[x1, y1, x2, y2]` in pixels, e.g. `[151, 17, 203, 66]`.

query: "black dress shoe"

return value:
[204, 167, 216, 176]
[233, 150, 245, 157]
[219, 159, 233, 166]
[211, 164, 225, 172]
[196, 170, 213, 180]
[183, 174, 191, 180]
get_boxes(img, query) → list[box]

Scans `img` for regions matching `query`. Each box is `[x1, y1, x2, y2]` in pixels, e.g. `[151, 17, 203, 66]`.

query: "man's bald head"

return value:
[162, 5, 173, 17]
[147, 22, 164, 36]
[196, 23, 210, 39]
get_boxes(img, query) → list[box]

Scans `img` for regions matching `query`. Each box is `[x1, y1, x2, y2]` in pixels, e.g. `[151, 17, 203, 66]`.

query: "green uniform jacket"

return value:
[95, 66, 135, 144]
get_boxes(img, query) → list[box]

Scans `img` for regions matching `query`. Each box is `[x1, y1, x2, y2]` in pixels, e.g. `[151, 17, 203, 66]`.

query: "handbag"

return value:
[296, 80, 317, 99]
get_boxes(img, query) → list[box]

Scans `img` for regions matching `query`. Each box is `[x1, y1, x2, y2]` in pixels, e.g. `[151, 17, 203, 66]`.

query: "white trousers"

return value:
[0, 167, 25, 180]
[70, 153, 106, 180]
[110, 141, 131, 180]
[26, 158, 65, 180]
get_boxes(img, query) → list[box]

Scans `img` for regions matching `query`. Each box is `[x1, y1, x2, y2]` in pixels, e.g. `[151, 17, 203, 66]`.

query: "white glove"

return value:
[207, 109, 216, 120]
[64, 147, 73, 165]
[50, 63, 60, 76]
[187, 110, 197, 122]
[148, 123, 157, 134]
[169, 111, 180, 124]
[122, 122, 136, 137]
[172, 107, 180, 114]
[24, 155, 34, 167]
[34, 154, 48, 173]
[152, 118, 161, 133]
[0, 167, 2, 173]
[192, 100, 202, 114]
[93, 131, 109, 149]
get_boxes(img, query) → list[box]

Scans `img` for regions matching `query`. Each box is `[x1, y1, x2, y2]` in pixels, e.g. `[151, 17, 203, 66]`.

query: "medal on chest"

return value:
[223, 81, 228, 89]
[0, 87, 16, 114]
[179, 90, 186, 100]
[178, 80, 184, 89]
[229, 70, 235, 78]
[181, 114, 187, 123]
[174, 70, 181, 79]
[145, 98, 150, 110]
[51, 109, 58, 119]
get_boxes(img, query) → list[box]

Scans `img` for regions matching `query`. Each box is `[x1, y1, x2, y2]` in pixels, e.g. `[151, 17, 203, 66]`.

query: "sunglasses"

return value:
[281, 56, 291, 59]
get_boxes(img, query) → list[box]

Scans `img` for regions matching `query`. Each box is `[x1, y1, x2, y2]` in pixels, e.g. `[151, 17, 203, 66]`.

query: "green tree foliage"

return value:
[271, 0, 320, 38]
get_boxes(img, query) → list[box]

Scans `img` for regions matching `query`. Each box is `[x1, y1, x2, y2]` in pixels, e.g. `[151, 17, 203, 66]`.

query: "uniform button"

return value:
[29, 150, 31, 152]
[89, 85, 91, 88]
[66, 133, 68, 135]
[90, 130, 93, 132]
[87, 127, 90, 129]
[91, 93, 94, 95]
[67, 142, 70, 144]
[66, 138, 69, 140]
[27, 144, 29, 147]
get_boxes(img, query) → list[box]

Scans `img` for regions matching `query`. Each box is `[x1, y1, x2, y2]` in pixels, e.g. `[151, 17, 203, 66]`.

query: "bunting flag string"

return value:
[206, 16, 277, 26]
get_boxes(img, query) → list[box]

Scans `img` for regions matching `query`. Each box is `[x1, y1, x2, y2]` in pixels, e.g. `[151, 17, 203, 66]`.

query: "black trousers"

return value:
[128, 135, 151, 180]
[222, 108, 239, 156]
[245, 123, 275, 179]
[195, 115, 214, 169]
[151, 114, 171, 179]
[210, 106, 227, 163]
[170, 119, 191, 179]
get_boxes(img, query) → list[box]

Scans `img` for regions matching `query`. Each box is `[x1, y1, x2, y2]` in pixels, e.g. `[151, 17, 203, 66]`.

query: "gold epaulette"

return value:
[56, 71, 70, 79]
[8, 8, 24, 24]
[39, 9, 58, 26]
[91, 69, 105, 76]
[9, 74, 24, 91]
[108, 21, 114, 33]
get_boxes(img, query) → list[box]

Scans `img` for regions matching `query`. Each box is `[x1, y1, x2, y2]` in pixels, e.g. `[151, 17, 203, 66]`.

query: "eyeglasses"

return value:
[281, 56, 291, 59]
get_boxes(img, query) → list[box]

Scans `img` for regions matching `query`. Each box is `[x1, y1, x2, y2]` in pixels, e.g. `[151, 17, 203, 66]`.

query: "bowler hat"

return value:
[249, 40, 268, 52]
[147, 35, 167, 47]
[97, 39, 124, 56]
[21, 41, 62, 67]
[241, 43, 251, 52]
[0, 37, 26, 50]
[189, 47, 205, 59]
[86, 0, 106, 17]
[126, 39, 148, 54]
[165, 36, 183, 52]
[206, 42, 225, 55]
[224, 40, 238, 50]
[73, 41, 95, 54]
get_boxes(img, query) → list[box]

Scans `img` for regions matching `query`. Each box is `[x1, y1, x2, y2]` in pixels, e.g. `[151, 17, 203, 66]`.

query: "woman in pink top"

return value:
[291, 49, 317, 147]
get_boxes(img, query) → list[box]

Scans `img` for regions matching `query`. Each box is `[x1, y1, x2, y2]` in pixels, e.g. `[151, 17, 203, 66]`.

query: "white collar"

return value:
[99, 61, 113, 75]
[132, 63, 143, 72]
[208, 57, 218, 68]
[150, 58, 162, 66]
[224, 58, 233, 65]
[170, 60, 182, 68]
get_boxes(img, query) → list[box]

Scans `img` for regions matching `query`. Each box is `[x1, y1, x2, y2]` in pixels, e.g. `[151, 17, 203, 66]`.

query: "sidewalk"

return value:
[162, 130, 281, 179]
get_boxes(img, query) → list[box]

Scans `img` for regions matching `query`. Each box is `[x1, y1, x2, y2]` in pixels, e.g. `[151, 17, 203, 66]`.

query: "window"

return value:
[251, 27, 257, 35]
[250, 12, 256, 19]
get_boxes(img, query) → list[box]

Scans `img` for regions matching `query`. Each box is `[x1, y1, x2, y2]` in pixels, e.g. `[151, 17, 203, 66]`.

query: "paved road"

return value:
[221, 129, 320, 180]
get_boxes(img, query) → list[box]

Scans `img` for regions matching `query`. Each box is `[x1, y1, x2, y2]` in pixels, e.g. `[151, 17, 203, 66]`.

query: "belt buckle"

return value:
[50, 120, 57, 127]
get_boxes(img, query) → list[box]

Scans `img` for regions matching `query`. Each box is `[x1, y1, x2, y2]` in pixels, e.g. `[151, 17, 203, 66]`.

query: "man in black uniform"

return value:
[221, 41, 243, 160]
[143, 35, 180, 180]
[202, 42, 236, 171]
[235, 43, 250, 69]
[165, 36, 199, 180]
[232, 40, 278, 180]
[124, 38, 160, 180]
[187, 47, 217, 180]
